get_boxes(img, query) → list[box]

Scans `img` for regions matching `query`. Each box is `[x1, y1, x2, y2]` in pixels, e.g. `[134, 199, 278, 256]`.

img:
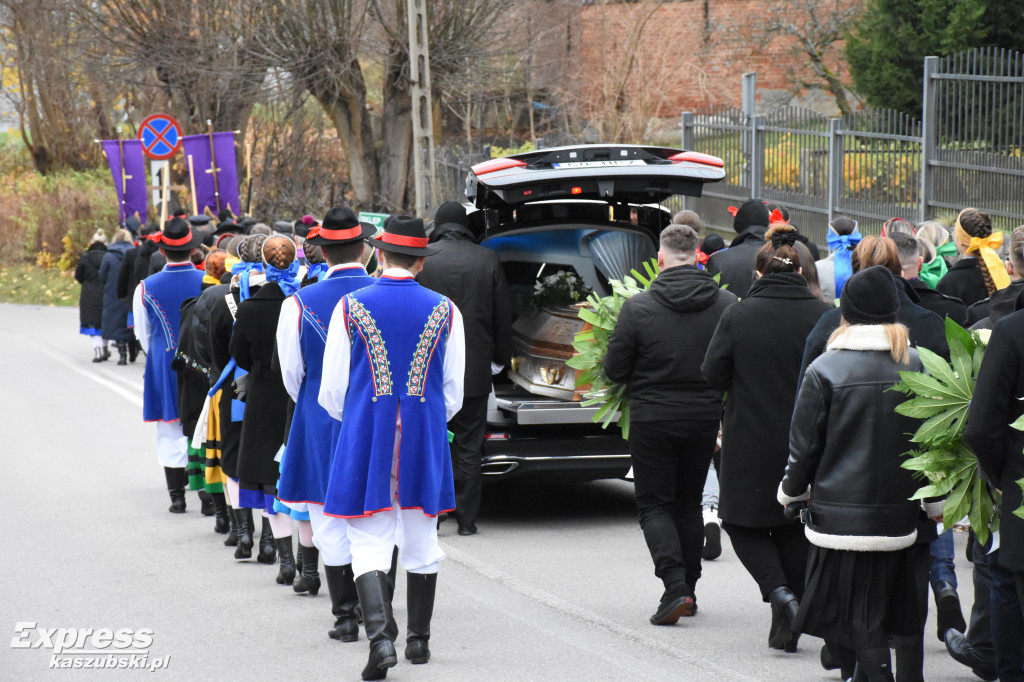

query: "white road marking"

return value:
[34, 343, 144, 408]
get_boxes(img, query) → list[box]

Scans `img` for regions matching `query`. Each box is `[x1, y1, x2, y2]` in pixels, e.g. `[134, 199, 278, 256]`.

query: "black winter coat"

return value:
[965, 279, 1024, 328]
[99, 242, 133, 341]
[75, 242, 107, 332]
[965, 309, 1024, 571]
[204, 281, 252, 478]
[799, 275, 947, 387]
[702, 272, 832, 527]
[172, 295, 210, 437]
[229, 282, 289, 487]
[908, 278, 967, 326]
[605, 265, 737, 423]
[133, 239, 159, 285]
[116, 246, 139, 301]
[781, 326, 931, 550]
[704, 225, 768, 299]
[417, 222, 513, 397]
[937, 257, 990, 307]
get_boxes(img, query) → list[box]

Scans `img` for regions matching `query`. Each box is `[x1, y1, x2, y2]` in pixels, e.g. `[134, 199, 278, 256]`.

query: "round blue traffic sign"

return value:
[138, 113, 183, 160]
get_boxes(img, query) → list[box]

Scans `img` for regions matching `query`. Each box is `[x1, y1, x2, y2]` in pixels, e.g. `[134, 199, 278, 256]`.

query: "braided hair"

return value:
[958, 208, 996, 295]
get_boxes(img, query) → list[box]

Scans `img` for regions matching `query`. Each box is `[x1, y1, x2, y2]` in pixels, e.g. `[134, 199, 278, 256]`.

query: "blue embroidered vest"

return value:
[141, 262, 205, 421]
[323, 277, 456, 518]
[277, 267, 374, 505]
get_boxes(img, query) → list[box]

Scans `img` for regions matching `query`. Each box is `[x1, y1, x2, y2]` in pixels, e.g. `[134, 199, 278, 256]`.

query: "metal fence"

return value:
[684, 48, 1024, 244]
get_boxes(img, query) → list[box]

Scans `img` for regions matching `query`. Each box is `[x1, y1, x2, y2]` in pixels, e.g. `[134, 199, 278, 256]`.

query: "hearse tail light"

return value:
[570, 186, 583, 195]
[485, 433, 510, 441]
[471, 157, 528, 175]
[668, 151, 725, 168]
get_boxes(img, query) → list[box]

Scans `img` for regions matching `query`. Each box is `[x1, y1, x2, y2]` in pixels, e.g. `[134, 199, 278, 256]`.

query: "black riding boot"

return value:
[326, 564, 360, 641]
[233, 508, 254, 559]
[223, 505, 238, 546]
[164, 467, 187, 513]
[355, 571, 398, 681]
[128, 337, 140, 363]
[256, 517, 277, 564]
[767, 586, 800, 651]
[275, 535, 296, 585]
[405, 572, 437, 664]
[116, 340, 128, 365]
[212, 493, 230, 534]
[294, 544, 321, 595]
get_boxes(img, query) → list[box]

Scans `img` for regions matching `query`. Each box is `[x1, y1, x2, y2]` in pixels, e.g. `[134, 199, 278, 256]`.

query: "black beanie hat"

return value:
[434, 200, 468, 227]
[840, 265, 900, 325]
[733, 199, 770, 233]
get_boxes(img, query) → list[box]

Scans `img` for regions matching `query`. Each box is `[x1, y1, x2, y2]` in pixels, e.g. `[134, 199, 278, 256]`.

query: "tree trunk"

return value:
[378, 42, 413, 213]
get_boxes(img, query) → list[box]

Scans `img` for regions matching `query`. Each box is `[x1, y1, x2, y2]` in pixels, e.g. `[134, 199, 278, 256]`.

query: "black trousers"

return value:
[629, 419, 718, 591]
[449, 394, 489, 528]
[723, 521, 809, 601]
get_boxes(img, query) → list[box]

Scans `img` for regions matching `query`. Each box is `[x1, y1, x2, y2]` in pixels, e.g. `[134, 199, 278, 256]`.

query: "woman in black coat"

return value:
[229, 235, 306, 587]
[779, 266, 939, 682]
[701, 226, 831, 652]
[937, 207, 1007, 307]
[75, 233, 108, 362]
[98, 229, 135, 364]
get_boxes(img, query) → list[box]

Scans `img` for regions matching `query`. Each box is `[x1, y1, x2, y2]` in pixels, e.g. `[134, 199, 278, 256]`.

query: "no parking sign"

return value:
[138, 114, 183, 160]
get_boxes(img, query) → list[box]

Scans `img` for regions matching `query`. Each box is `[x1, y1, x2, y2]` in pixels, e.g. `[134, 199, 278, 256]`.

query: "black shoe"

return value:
[405, 572, 437, 664]
[275, 536, 296, 586]
[101, 346, 111, 361]
[116, 340, 128, 365]
[163, 467, 187, 513]
[326, 564, 360, 642]
[457, 524, 477, 536]
[355, 571, 398, 681]
[198, 490, 215, 516]
[92, 347, 104, 363]
[233, 508, 254, 560]
[223, 505, 238, 546]
[212, 493, 230, 534]
[294, 545, 321, 595]
[767, 586, 800, 650]
[649, 583, 695, 625]
[128, 338, 140, 363]
[944, 629, 997, 681]
[256, 518, 277, 564]
[935, 581, 967, 642]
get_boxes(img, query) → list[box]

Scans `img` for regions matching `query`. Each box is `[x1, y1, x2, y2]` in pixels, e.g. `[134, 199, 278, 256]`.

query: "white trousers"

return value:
[309, 504, 352, 567]
[155, 421, 188, 468]
[348, 505, 443, 578]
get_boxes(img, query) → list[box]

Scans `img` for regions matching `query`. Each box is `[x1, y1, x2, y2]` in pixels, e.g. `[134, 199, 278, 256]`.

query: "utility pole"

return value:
[407, 0, 436, 217]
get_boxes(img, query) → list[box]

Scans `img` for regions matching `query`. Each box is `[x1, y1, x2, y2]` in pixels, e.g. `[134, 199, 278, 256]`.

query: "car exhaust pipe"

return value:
[481, 461, 519, 476]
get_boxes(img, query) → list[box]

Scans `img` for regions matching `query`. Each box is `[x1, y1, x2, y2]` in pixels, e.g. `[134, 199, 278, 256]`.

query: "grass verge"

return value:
[0, 264, 79, 306]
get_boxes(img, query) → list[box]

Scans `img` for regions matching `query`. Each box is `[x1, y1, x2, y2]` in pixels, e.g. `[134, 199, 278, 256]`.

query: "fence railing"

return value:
[685, 49, 1024, 244]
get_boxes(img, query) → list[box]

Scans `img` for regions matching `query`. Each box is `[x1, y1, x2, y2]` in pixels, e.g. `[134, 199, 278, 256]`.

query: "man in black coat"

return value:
[892, 232, 968, 326]
[965, 308, 1024, 646]
[604, 224, 738, 625]
[417, 201, 512, 536]
[705, 198, 771, 299]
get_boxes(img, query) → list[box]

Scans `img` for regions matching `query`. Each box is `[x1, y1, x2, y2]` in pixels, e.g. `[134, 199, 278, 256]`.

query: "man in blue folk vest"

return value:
[320, 215, 465, 681]
[132, 216, 205, 513]
[275, 206, 376, 642]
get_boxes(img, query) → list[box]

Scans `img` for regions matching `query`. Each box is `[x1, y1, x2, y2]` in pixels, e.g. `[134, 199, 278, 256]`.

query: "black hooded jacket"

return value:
[704, 225, 768, 299]
[604, 265, 738, 423]
[966, 279, 1024, 329]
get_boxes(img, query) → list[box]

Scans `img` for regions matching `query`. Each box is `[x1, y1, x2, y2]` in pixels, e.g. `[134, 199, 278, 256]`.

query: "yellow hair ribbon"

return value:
[955, 220, 1010, 290]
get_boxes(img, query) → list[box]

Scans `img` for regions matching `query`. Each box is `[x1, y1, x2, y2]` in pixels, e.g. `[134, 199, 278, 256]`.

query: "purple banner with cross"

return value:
[182, 131, 240, 218]
[101, 139, 148, 223]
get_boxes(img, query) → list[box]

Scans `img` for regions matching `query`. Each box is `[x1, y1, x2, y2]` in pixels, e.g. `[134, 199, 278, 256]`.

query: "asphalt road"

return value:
[1, 303, 976, 681]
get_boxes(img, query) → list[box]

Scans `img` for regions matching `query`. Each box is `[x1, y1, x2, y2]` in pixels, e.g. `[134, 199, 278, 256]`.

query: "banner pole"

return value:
[206, 119, 223, 215]
[117, 135, 128, 224]
[160, 164, 170, 228]
[188, 155, 199, 215]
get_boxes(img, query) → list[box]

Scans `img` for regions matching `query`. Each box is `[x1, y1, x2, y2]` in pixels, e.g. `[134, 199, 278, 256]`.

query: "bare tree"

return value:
[0, 0, 111, 173]
[757, 0, 862, 117]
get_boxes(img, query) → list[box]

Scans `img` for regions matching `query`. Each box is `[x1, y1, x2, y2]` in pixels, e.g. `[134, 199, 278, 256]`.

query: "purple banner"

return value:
[101, 140, 148, 223]
[182, 132, 241, 217]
